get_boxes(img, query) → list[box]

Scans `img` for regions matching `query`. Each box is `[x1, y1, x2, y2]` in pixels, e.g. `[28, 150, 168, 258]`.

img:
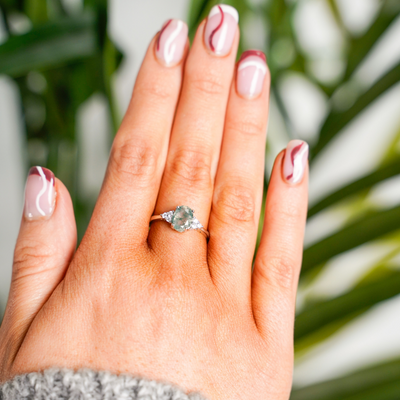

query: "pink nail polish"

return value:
[204, 4, 239, 56]
[283, 140, 309, 184]
[155, 19, 188, 67]
[237, 50, 267, 98]
[24, 166, 56, 220]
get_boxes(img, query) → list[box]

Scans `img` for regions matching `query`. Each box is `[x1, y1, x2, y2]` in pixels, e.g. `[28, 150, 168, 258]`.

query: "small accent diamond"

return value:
[190, 218, 203, 230]
[161, 211, 174, 222]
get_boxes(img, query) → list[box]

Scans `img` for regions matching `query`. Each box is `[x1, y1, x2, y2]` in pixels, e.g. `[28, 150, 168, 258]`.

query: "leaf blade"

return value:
[312, 62, 400, 159]
[345, 0, 400, 79]
[308, 159, 400, 217]
[290, 358, 400, 400]
[0, 13, 97, 76]
[302, 206, 400, 274]
[295, 271, 400, 341]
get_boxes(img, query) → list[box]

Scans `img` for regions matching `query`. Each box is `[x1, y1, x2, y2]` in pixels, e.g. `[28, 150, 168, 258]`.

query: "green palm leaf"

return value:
[302, 207, 400, 274]
[295, 270, 400, 341]
[344, 0, 400, 79]
[0, 13, 97, 76]
[312, 62, 400, 159]
[308, 158, 400, 217]
[290, 358, 400, 400]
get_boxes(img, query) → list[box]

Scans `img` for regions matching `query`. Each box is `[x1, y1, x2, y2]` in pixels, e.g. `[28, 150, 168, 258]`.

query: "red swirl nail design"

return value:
[157, 19, 172, 51]
[204, 5, 238, 56]
[209, 5, 224, 52]
[283, 140, 309, 184]
[28, 166, 55, 183]
[286, 143, 304, 181]
[155, 19, 188, 67]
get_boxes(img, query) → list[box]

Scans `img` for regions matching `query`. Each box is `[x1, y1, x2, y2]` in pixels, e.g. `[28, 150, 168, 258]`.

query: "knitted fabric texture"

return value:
[0, 368, 209, 400]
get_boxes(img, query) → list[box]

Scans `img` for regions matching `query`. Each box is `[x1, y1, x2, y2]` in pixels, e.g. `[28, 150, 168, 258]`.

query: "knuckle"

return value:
[109, 138, 159, 187]
[225, 119, 265, 137]
[269, 200, 303, 225]
[168, 148, 212, 189]
[13, 240, 55, 281]
[214, 184, 256, 223]
[134, 80, 174, 102]
[189, 74, 225, 96]
[258, 254, 297, 290]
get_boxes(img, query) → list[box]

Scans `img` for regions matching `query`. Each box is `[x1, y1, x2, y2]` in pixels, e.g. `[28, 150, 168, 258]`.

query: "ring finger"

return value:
[149, 5, 239, 256]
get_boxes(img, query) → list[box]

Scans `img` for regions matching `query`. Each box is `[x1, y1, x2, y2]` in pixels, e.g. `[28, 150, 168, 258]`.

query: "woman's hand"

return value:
[0, 5, 308, 399]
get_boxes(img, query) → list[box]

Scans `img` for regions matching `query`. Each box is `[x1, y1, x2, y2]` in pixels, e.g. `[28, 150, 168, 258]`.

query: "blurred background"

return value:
[1, 0, 400, 398]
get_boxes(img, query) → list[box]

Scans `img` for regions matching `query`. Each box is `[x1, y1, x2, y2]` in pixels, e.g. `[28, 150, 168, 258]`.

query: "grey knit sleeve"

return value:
[0, 368, 209, 400]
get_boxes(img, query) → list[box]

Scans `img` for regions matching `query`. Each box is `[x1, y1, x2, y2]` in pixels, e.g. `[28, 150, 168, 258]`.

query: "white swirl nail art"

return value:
[283, 140, 309, 184]
[24, 166, 56, 220]
[155, 19, 188, 67]
[237, 50, 267, 98]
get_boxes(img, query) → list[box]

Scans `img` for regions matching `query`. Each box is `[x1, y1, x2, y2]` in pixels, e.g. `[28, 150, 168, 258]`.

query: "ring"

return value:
[150, 205, 210, 240]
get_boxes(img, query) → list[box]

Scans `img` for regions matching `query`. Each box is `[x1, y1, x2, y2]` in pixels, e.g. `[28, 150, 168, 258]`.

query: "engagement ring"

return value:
[150, 205, 209, 240]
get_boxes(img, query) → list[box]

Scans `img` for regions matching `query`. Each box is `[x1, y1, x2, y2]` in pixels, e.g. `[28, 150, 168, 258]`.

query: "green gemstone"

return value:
[171, 205, 194, 232]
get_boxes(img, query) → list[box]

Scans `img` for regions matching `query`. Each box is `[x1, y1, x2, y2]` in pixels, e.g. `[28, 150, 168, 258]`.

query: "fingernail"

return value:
[24, 166, 56, 220]
[155, 19, 188, 67]
[237, 50, 267, 99]
[204, 4, 238, 56]
[283, 140, 309, 184]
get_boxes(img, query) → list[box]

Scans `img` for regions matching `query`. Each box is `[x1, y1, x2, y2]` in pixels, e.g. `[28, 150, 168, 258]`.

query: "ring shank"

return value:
[150, 215, 210, 240]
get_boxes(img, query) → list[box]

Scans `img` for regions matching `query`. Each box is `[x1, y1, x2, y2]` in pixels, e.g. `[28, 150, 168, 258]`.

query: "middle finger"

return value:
[150, 5, 239, 252]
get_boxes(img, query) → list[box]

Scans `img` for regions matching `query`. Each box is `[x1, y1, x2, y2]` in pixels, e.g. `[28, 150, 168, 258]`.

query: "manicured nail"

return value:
[204, 4, 238, 56]
[24, 166, 56, 220]
[237, 50, 267, 99]
[283, 140, 309, 184]
[155, 19, 188, 67]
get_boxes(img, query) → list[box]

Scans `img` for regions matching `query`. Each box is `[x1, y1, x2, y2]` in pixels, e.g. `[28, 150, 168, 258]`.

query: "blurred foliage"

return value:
[0, 0, 122, 238]
[187, 0, 400, 398]
[1, 0, 400, 398]
[290, 358, 400, 400]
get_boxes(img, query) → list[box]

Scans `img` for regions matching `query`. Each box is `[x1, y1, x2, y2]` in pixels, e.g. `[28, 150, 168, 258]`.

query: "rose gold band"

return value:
[150, 215, 210, 240]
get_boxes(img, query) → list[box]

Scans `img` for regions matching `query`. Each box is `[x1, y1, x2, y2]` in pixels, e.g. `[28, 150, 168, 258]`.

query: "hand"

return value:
[0, 6, 308, 399]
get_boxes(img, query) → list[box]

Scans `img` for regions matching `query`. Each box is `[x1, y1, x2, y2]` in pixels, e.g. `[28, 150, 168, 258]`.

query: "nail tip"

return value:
[209, 4, 239, 23]
[239, 50, 266, 63]
[28, 166, 55, 185]
[289, 139, 309, 148]
[163, 18, 188, 30]
[28, 166, 39, 175]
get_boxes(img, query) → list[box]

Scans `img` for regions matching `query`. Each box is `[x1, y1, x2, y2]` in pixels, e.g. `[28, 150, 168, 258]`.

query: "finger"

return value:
[251, 141, 309, 349]
[207, 51, 270, 303]
[89, 20, 188, 247]
[150, 5, 239, 252]
[0, 167, 76, 359]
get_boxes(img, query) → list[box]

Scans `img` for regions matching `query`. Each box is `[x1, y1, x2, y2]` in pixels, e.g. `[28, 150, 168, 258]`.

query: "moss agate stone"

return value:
[171, 205, 194, 232]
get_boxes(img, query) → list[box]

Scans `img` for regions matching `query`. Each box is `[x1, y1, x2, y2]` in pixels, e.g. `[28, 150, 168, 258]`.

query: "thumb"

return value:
[0, 166, 76, 361]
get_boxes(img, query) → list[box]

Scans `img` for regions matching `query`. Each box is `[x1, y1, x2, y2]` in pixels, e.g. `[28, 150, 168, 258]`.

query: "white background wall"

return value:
[1, 0, 400, 388]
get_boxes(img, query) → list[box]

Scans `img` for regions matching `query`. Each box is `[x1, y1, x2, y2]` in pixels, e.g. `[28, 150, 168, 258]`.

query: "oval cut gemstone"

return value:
[171, 205, 194, 232]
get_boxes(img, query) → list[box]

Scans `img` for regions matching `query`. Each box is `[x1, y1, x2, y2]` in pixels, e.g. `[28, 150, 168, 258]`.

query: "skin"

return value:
[0, 19, 308, 400]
